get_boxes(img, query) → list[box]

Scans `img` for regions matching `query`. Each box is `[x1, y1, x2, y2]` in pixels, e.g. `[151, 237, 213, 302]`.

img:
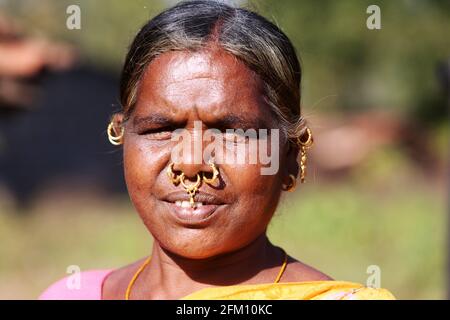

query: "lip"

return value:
[162, 191, 225, 205]
[162, 191, 227, 227]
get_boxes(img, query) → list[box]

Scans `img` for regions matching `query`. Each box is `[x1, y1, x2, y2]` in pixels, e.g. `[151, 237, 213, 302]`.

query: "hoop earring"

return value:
[296, 127, 314, 184]
[180, 173, 202, 207]
[202, 160, 219, 185]
[297, 127, 313, 148]
[107, 122, 124, 145]
[166, 162, 181, 185]
[282, 174, 297, 192]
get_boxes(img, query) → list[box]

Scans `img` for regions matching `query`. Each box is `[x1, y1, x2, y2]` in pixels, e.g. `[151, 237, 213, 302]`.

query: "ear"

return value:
[110, 112, 125, 136]
[284, 140, 300, 179]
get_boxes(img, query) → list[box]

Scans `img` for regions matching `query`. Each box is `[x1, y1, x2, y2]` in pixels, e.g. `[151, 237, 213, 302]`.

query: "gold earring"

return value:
[282, 174, 297, 192]
[167, 163, 181, 185]
[297, 127, 314, 148]
[202, 160, 219, 185]
[180, 173, 202, 207]
[299, 148, 308, 184]
[296, 127, 314, 184]
[107, 122, 124, 145]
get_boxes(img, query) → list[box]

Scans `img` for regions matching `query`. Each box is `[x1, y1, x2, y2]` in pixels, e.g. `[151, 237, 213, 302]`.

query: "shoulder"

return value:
[39, 269, 113, 300]
[283, 256, 333, 282]
[282, 258, 395, 300]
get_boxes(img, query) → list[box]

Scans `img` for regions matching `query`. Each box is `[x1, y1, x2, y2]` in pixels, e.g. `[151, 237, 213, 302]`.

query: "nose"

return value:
[172, 155, 215, 180]
[171, 130, 216, 180]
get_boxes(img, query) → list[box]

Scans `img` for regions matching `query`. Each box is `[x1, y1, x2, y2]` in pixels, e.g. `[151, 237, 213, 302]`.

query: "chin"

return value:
[155, 231, 235, 260]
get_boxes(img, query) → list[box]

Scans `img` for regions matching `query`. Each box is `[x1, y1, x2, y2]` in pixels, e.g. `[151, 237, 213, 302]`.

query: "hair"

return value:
[119, 0, 307, 143]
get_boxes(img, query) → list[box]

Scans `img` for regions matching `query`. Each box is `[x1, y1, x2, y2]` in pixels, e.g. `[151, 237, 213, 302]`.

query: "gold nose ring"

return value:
[167, 160, 219, 207]
[179, 173, 201, 207]
[202, 160, 219, 185]
[166, 163, 180, 184]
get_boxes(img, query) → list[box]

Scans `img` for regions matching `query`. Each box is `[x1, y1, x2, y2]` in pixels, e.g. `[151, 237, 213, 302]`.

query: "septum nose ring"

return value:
[179, 173, 201, 207]
[166, 160, 219, 207]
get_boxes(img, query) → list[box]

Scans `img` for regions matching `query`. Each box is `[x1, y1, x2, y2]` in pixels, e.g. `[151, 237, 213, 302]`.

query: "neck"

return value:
[138, 234, 284, 299]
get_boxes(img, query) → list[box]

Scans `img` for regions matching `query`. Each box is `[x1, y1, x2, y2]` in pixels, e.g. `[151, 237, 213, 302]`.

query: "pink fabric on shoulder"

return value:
[39, 269, 114, 300]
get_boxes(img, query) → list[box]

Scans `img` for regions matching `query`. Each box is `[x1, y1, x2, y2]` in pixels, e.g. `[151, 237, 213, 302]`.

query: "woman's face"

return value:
[120, 49, 295, 259]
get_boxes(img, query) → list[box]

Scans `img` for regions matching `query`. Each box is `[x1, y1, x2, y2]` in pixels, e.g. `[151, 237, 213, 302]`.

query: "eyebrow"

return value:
[132, 113, 271, 130]
[212, 115, 270, 130]
[132, 114, 175, 127]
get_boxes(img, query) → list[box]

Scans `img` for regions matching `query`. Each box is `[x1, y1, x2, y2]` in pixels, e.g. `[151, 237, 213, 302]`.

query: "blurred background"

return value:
[0, 0, 448, 299]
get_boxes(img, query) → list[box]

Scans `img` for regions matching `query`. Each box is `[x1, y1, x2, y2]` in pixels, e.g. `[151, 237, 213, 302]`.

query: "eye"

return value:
[222, 129, 258, 142]
[138, 127, 173, 139]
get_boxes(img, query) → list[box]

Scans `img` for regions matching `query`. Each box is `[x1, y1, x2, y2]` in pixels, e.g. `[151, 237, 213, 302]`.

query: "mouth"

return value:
[162, 192, 227, 226]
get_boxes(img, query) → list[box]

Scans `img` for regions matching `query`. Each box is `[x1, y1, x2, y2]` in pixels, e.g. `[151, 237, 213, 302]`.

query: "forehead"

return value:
[133, 49, 271, 122]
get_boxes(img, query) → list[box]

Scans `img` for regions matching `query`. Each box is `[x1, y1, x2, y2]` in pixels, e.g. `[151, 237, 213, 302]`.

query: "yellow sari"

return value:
[124, 256, 395, 300]
[183, 281, 395, 300]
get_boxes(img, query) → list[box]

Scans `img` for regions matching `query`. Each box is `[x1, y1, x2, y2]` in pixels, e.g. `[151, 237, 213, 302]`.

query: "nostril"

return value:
[172, 168, 182, 176]
[203, 171, 214, 180]
[182, 173, 201, 182]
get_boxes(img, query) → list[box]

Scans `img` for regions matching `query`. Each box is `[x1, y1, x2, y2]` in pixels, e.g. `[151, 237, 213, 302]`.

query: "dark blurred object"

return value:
[0, 65, 126, 207]
[411, 59, 450, 127]
[0, 13, 126, 207]
[310, 56, 449, 182]
[437, 59, 450, 108]
[310, 111, 443, 178]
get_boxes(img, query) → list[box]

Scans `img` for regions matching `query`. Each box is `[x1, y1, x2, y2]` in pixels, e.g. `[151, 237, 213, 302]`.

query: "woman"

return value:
[40, 1, 395, 300]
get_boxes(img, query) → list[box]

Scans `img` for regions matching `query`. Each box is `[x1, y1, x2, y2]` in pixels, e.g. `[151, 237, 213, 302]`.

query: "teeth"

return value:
[181, 201, 191, 208]
[175, 201, 203, 208]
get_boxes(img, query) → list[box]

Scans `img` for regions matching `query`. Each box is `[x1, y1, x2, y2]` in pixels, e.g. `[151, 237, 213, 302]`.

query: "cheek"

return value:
[226, 163, 282, 225]
[231, 163, 281, 198]
[123, 138, 169, 209]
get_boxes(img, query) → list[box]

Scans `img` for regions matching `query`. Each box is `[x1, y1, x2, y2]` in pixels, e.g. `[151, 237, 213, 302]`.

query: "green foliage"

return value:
[257, 0, 449, 119]
[270, 181, 446, 299]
